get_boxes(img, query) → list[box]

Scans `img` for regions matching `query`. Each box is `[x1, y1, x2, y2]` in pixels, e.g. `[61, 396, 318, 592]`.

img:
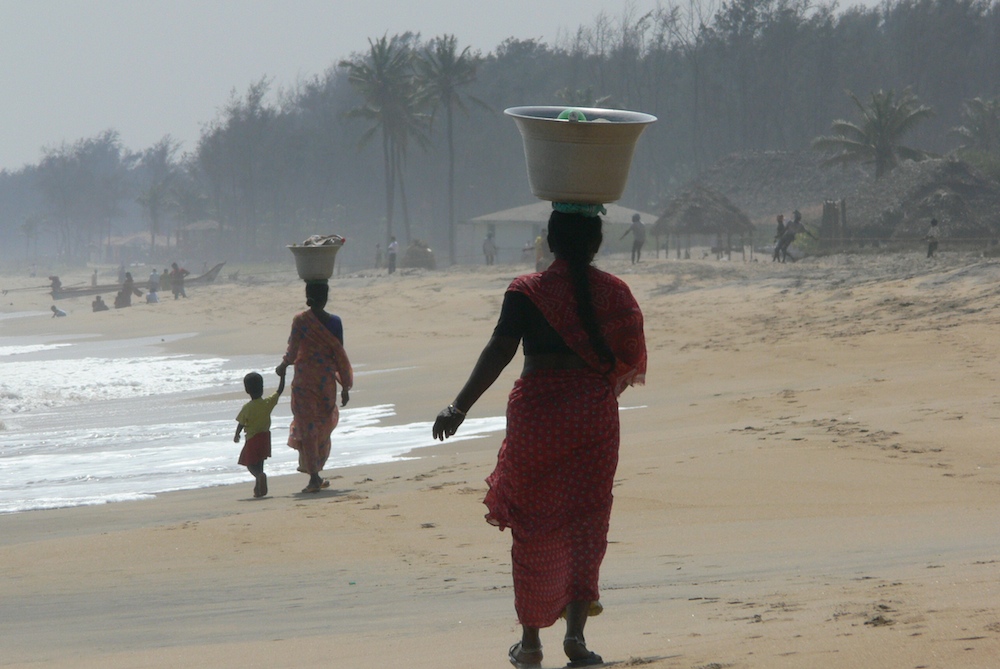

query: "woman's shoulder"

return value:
[507, 272, 541, 292]
[590, 266, 640, 300]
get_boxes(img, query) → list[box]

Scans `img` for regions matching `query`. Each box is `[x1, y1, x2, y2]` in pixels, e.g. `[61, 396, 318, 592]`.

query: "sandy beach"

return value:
[3, 250, 1000, 669]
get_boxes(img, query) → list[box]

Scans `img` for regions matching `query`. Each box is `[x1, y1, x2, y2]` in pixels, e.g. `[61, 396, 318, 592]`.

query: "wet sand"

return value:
[2, 251, 1000, 668]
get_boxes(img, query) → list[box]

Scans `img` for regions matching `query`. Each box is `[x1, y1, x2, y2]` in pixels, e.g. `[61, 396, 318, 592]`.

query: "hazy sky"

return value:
[0, 0, 673, 171]
[0, 0, 879, 172]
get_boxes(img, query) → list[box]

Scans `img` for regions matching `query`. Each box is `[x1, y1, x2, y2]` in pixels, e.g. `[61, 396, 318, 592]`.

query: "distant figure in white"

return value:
[620, 213, 646, 264]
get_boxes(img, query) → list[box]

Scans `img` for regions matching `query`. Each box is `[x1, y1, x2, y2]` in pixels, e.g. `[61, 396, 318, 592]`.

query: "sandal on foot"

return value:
[566, 653, 603, 668]
[509, 642, 543, 669]
[564, 637, 603, 667]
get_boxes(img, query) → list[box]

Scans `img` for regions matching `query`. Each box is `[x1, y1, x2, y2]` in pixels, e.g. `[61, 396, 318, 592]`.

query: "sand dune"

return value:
[2, 250, 1000, 668]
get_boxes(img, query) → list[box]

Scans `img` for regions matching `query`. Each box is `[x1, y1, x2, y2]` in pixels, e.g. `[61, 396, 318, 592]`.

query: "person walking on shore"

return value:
[277, 282, 353, 493]
[234, 371, 285, 498]
[433, 208, 646, 669]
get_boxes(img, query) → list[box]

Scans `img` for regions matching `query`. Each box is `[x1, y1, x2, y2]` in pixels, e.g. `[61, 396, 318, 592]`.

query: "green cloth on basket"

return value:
[552, 202, 607, 217]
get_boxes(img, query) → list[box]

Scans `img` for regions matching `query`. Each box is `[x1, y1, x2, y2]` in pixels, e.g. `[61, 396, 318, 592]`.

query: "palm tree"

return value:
[415, 35, 486, 263]
[341, 34, 426, 245]
[812, 87, 934, 179]
[950, 96, 1000, 155]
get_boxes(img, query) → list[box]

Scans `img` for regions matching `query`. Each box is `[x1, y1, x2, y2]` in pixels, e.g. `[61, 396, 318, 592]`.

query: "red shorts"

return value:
[238, 431, 272, 466]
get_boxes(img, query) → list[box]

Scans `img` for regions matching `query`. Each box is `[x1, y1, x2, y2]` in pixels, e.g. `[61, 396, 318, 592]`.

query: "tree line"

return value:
[2, 0, 999, 268]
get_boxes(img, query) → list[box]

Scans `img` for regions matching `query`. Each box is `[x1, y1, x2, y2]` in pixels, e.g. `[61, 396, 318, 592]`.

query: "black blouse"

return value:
[492, 290, 574, 355]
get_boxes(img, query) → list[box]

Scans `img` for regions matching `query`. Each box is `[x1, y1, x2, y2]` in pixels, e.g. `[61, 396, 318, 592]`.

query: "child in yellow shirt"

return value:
[234, 372, 285, 498]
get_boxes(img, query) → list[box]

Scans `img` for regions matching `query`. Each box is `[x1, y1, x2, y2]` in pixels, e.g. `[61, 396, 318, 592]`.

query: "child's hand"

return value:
[233, 435, 240, 443]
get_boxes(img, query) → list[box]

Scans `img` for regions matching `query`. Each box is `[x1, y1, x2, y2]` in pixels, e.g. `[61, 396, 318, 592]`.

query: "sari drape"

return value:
[484, 260, 646, 628]
[283, 311, 353, 475]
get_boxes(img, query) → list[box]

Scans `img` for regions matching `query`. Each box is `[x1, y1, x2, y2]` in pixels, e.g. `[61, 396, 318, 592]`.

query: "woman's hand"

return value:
[432, 405, 466, 441]
[276, 361, 288, 377]
[341, 388, 350, 407]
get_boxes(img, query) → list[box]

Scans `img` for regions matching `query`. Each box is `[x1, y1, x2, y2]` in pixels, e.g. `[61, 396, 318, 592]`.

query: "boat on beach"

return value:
[49, 262, 226, 300]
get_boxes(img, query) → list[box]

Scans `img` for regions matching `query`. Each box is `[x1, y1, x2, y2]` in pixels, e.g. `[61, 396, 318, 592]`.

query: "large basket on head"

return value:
[505, 106, 657, 205]
[288, 236, 345, 281]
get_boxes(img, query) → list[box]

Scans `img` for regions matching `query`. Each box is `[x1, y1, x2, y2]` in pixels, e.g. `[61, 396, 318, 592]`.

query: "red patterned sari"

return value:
[484, 259, 646, 628]
[282, 311, 353, 475]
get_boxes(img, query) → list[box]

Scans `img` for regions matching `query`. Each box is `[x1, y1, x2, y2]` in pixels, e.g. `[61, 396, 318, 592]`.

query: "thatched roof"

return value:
[847, 159, 1000, 240]
[652, 186, 754, 236]
[690, 150, 870, 220]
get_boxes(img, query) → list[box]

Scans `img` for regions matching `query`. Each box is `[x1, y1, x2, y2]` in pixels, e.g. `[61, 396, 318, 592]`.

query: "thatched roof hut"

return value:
[652, 186, 754, 237]
[689, 150, 870, 220]
[847, 158, 1000, 241]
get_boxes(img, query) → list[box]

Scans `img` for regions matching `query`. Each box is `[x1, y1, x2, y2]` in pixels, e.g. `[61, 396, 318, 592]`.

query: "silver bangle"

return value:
[448, 404, 466, 416]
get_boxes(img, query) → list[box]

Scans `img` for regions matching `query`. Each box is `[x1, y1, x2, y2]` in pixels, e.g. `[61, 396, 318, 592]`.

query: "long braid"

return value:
[547, 211, 616, 369]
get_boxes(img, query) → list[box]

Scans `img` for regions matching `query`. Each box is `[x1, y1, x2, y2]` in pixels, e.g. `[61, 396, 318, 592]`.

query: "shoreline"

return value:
[0, 432, 500, 544]
[4, 253, 1000, 668]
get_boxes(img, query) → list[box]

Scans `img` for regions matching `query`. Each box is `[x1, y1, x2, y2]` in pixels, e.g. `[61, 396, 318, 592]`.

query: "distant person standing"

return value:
[772, 214, 786, 262]
[149, 269, 160, 294]
[483, 233, 498, 266]
[775, 210, 814, 263]
[170, 262, 189, 299]
[387, 236, 398, 274]
[925, 218, 939, 258]
[619, 213, 647, 264]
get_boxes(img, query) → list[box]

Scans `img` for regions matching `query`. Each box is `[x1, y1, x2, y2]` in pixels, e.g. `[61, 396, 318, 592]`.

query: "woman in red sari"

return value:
[433, 209, 646, 668]
[277, 282, 353, 493]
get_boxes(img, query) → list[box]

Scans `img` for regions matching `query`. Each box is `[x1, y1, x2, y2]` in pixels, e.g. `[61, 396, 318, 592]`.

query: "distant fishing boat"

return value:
[50, 262, 226, 300]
